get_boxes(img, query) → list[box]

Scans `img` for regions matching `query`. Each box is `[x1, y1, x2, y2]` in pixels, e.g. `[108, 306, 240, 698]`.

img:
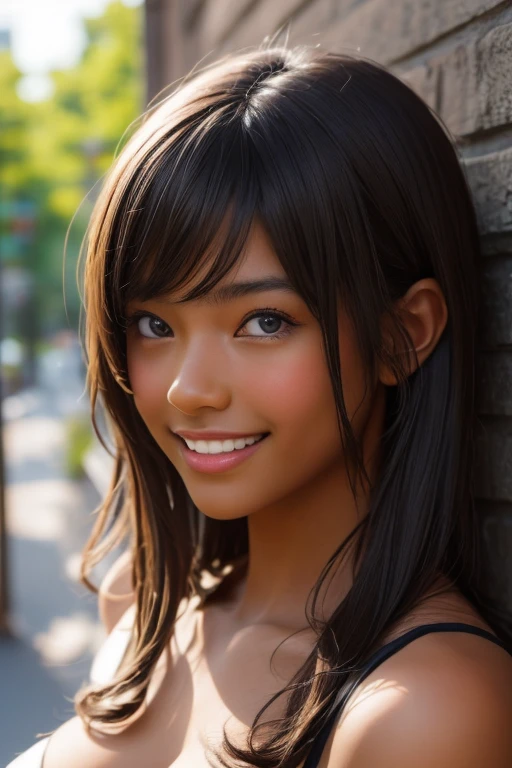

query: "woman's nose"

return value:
[166, 342, 232, 415]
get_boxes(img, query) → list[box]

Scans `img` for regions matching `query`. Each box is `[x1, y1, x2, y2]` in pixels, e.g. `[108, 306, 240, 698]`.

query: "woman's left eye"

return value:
[130, 314, 172, 339]
[237, 310, 296, 340]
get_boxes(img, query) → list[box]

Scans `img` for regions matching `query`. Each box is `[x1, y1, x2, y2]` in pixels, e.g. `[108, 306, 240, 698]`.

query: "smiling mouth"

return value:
[172, 431, 270, 474]
[175, 432, 270, 454]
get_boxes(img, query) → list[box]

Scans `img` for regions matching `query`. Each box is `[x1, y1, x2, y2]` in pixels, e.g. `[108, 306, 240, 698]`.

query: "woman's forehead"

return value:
[215, 221, 285, 280]
[138, 220, 290, 306]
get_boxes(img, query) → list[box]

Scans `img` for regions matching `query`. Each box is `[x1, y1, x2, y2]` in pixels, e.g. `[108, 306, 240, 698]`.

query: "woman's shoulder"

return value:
[32, 716, 117, 768]
[21, 609, 139, 768]
[327, 603, 512, 767]
[26, 715, 143, 768]
[37, 594, 193, 768]
[6, 737, 49, 768]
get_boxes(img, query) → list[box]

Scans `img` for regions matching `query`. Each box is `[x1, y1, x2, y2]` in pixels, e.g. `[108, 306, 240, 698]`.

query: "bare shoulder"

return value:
[43, 593, 194, 768]
[42, 554, 137, 768]
[43, 717, 95, 768]
[326, 629, 512, 768]
[42, 715, 131, 768]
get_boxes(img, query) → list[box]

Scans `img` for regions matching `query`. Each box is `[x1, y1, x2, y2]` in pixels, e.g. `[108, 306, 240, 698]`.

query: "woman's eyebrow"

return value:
[156, 277, 299, 307]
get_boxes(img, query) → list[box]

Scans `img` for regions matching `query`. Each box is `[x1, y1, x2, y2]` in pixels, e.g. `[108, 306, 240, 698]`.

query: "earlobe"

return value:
[378, 346, 417, 387]
[378, 278, 448, 387]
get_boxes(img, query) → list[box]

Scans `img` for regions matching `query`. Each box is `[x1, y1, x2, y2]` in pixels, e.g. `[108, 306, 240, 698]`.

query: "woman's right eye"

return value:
[133, 314, 172, 339]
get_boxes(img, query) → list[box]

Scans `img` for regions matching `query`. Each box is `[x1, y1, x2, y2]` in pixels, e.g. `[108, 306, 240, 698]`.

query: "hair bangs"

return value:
[109, 113, 259, 318]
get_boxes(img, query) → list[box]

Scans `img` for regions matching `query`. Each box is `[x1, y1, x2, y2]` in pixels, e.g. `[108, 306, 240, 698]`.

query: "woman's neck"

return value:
[229, 422, 384, 632]
[234, 490, 358, 630]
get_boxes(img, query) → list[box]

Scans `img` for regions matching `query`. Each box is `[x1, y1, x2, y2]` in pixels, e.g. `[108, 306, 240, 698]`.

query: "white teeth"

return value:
[183, 434, 265, 454]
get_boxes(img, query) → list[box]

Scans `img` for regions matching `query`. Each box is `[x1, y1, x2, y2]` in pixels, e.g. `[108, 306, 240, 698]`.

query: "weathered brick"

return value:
[477, 24, 512, 132]
[478, 257, 512, 348]
[476, 352, 512, 416]
[214, 0, 325, 51]
[316, 0, 503, 65]
[181, 2, 512, 140]
[400, 63, 439, 110]
[464, 149, 512, 236]
[474, 418, 512, 501]
[481, 233, 512, 258]
[432, 42, 478, 136]
[430, 23, 512, 136]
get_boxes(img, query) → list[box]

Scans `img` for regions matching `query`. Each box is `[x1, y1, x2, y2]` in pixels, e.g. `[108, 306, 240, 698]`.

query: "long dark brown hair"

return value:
[75, 43, 512, 767]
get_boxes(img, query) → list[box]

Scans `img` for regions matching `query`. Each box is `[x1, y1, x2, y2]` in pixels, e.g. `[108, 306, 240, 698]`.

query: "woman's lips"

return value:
[174, 433, 269, 474]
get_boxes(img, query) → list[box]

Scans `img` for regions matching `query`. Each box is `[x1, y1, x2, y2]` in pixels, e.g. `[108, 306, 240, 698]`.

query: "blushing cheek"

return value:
[244, 344, 338, 440]
[243, 329, 368, 464]
[127, 353, 169, 427]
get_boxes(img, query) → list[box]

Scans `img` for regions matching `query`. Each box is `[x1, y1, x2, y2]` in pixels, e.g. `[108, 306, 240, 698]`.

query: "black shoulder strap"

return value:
[303, 622, 511, 768]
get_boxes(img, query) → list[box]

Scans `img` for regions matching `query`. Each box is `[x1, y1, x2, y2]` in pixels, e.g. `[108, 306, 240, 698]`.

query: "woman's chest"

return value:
[98, 604, 312, 768]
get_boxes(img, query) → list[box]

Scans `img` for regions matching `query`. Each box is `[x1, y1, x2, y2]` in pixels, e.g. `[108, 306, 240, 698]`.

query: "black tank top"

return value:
[303, 622, 512, 768]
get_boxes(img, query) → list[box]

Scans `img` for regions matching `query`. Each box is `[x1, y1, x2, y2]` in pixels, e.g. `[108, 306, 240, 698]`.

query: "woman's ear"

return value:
[378, 278, 449, 386]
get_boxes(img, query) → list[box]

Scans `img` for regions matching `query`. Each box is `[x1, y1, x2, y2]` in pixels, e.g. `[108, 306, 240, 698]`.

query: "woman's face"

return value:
[125, 221, 381, 520]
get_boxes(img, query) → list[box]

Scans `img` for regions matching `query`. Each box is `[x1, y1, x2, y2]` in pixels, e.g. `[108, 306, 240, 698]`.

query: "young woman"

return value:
[9, 44, 512, 768]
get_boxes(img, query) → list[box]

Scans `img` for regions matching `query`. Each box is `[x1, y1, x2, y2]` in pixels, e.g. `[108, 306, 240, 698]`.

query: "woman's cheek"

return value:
[242, 343, 336, 428]
[128, 352, 169, 420]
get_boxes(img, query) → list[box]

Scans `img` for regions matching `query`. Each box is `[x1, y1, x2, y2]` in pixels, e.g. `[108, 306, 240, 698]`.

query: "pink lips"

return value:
[175, 434, 269, 474]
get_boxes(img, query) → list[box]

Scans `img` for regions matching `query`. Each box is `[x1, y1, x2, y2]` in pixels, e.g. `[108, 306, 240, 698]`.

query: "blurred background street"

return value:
[0, 0, 142, 761]
[0, 343, 106, 763]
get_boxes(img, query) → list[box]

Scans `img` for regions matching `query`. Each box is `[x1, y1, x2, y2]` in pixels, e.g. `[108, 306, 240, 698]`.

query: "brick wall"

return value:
[145, 0, 512, 611]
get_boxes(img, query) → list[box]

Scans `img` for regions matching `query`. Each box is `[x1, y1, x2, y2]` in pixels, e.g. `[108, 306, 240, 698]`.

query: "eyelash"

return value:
[125, 307, 299, 342]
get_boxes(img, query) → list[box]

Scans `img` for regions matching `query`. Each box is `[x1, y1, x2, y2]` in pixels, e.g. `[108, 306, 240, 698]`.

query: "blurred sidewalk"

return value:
[0, 347, 113, 764]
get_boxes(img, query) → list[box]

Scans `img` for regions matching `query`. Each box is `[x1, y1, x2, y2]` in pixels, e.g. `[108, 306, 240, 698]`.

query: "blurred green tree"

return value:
[0, 1, 143, 339]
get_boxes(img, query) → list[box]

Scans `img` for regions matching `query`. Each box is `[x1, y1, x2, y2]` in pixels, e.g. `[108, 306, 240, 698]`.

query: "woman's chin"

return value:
[193, 504, 251, 522]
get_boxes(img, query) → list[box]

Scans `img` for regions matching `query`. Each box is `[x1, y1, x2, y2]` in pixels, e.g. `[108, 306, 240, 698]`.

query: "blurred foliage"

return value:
[64, 414, 94, 479]
[0, 1, 143, 336]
